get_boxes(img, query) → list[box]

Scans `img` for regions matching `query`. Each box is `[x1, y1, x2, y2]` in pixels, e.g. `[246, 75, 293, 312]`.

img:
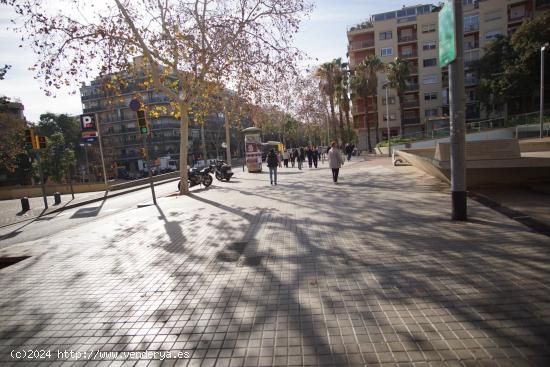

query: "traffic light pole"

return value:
[36, 151, 48, 209]
[143, 135, 157, 205]
[449, 0, 467, 220]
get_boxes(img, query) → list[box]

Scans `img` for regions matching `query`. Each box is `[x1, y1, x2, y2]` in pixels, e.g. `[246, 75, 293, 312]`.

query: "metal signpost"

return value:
[80, 114, 108, 186]
[541, 44, 548, 139]
[439, 0, 467, 221]
[131, 98, 156, 205]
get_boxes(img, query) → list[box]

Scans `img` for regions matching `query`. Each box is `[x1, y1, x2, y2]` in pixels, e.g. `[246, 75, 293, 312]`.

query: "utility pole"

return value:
[541, 43, 548, 139]
[224, 108, 232, 166]
[448, 0, 467, 220]
[94, 113, 108, 187]
[143, 135, 157, 205]
[439, 0, 467, 220]
[36, 151, 48, 209]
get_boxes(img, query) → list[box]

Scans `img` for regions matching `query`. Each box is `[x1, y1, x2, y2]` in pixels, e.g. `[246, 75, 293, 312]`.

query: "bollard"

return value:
[20, 197, 30, 212]
[53, 192, 61, 205]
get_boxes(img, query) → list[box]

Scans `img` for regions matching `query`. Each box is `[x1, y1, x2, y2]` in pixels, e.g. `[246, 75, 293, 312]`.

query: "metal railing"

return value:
[384, 111, 550, 147]
[349, 40, 375, 50]
[398, 34, 417, 43]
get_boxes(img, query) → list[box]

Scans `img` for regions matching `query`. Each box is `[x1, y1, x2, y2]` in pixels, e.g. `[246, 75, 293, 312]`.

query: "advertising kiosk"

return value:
[242, 127, 262, 173]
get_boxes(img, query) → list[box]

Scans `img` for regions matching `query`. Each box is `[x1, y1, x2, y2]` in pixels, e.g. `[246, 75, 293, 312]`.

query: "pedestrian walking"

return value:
[328, 141, 344, 184]
[291, 149, 297, 168]
[283, 149, 290, 168]
[306, 146, 313, 168]
[312, 145, 318, 168]
[345, 143, 353, 162]
[298, 147, 305, 170]
[266, 148, 280, 185]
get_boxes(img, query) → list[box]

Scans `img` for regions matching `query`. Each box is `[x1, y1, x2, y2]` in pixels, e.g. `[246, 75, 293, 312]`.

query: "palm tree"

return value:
[315, 60, 340, 142]
[350, 54, 384, 152]
[386, 58, 411, 136]
[336, 61, 352, 143]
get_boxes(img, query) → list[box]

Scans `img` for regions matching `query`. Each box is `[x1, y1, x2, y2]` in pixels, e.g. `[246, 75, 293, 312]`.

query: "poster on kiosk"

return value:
[242, 127, 262, 173]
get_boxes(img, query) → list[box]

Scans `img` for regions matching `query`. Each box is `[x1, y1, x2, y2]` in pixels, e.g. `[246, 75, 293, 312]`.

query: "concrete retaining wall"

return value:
[0, 183, 107, 200]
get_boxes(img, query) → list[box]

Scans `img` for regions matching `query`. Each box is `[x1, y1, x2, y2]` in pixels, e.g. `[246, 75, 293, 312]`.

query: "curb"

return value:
[468, 191, 550, 237]
[1, 177, 181, 229]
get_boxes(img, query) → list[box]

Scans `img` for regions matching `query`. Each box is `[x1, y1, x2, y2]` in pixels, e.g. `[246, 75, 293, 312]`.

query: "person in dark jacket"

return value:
[306, 146, 313, 168]
[312, 145, 318, 168]
[290, 149, 296, 167]
[298, 147, 305, 170]
[266, 148, 279, 185]
[345, 143, 353, 161]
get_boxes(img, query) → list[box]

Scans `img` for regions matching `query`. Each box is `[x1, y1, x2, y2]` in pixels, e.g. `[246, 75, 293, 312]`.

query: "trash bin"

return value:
[20, 197, 30, 211]
[53, 192, 61, 205]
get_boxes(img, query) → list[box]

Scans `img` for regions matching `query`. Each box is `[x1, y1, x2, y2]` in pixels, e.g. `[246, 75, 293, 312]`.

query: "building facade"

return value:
[347, 0, 549, 150]
[80, 59, 248, 177]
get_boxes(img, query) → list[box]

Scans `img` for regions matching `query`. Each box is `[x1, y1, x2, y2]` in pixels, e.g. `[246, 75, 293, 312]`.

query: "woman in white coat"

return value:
[328, 141, 344, 183]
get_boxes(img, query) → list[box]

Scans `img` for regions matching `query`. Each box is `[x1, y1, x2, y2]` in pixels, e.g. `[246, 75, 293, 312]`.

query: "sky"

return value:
[0, 0, 424, 123]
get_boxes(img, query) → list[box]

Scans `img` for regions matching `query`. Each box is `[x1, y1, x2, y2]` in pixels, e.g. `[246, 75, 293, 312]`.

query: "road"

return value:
[0, 179, 182, 248]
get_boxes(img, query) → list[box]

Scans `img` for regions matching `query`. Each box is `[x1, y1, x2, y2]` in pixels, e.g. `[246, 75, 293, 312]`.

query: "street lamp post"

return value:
[541, 43, 548, 139]
[383, 83, 391, 157]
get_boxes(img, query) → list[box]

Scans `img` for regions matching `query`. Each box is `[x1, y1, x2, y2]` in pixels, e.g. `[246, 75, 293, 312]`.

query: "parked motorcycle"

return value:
[177, 165, 213, 190]
[214, 160, 233, 182]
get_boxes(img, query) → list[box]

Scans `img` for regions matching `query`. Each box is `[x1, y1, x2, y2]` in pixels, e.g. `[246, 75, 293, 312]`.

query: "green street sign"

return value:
[438, 0, 456, 67]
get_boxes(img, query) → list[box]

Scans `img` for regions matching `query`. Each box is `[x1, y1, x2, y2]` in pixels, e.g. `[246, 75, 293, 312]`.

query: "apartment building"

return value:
[80, 58, 245, 175]
[347, 0, 548, 150]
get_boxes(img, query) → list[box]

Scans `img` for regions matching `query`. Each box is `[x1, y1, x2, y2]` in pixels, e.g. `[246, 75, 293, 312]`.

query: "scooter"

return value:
[177, 165, 213, 190]
[214, 160, 233, 182]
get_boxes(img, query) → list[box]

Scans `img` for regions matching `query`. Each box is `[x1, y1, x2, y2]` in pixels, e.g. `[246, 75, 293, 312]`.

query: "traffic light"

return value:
[37, 136, 47, 149]
[24, 128, 36, 149]
[137, 109, 148, 134]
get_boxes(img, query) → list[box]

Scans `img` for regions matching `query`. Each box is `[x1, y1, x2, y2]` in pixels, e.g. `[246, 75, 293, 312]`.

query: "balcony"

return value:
[404, 83, 419, 92]
[408, 64, 419, 75]
[398, 34, 417, 43]
[464, 42, 479, 51]
[349, 40, 375, 50]
[464, 23, 479, 33]
[464, 59, 480, 68]
[402, 100, 420, 109]
[402, 117, 421, 125]
[508, 11, 532, 23]
[399, 50, 418, 58]
[465, 77, 479, 86]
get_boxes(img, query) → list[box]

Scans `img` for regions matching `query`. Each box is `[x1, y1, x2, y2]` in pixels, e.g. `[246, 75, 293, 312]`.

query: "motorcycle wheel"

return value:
[215, 172, 223, 181]
[225, 176, 230, 182]
[178, 181, 180, 190]
[203, 174, 213, 187]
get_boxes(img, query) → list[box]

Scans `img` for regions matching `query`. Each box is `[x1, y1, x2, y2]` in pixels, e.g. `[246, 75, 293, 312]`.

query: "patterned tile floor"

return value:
[1, 157, 549, 366]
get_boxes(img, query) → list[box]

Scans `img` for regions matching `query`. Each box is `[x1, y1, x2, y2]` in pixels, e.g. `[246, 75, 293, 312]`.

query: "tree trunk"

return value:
[338, 107, 345, 144]
[363, 98, 372, 152]
[328, 96, 338, 143]
[345, 108, 351, 144]
[398, 92, 404, 137]
[179, 101, 190, 194]
[373, 97, 379, 144]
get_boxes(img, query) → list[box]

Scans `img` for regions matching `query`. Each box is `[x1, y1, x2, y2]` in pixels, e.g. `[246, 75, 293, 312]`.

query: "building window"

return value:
[423, 75, 438, 84]
[422, 23, 436, 33]
[462, 0, 474, 5]
[423, 58, 437, 67]
[379, 31, 392, 40]
[424, 92, 438, 101]
[382, 96, 396, 105]
[383, 113, 396, 121]
[425, 108, 438, 117]
[381, 47, 393, 57]
[485, 10, 502, 22]
[485, 30, 502, 40]
[464, 14, 479, 32]
[423, 41, 436, 51]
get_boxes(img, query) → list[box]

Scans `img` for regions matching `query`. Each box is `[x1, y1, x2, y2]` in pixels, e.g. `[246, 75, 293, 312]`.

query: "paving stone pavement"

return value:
[0, 156, 549, 367]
